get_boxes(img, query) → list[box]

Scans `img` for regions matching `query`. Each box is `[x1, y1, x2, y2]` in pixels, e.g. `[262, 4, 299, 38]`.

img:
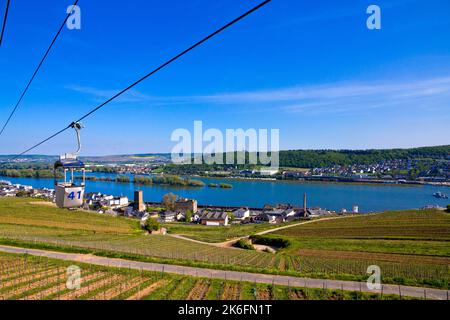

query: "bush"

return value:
[143, 218, 161, 232]
[447, 205, 450, 213]
[250, 235, 291, 248]
[185, 210, 193, 223]
[134, 175, 204, 187]
[134, 176, 153, 185]
[115, 175, 131, 183]
[16, 191, 29, 198]
[234, 239, 255, 250]
[187, 179, 206, 187]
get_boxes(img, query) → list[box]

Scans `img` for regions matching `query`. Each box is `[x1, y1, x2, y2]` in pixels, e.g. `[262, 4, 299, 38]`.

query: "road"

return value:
[0, 245, 448, 300]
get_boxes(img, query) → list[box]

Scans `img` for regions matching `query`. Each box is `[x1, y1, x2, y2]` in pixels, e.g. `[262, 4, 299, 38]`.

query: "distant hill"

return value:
[0, 155, 58, 163]
[1, 146, 448, 167]
[80, 153, 172, 164]
[0, 153, 172, 164]
[278, 145, 450, 168]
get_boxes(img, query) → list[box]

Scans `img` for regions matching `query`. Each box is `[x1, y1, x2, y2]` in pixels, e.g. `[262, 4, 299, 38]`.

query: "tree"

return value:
[143, 218, 161, 232]
[16, 191, 28, 198]
[185, 210, 193, 223]
[162, 193, 178, 211]
[447, 205, 450, 213]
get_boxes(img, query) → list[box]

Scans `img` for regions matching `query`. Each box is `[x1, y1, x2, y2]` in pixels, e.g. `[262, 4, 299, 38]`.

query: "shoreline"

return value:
[1, 174, 448, 213]
[2, 169, 449, 188]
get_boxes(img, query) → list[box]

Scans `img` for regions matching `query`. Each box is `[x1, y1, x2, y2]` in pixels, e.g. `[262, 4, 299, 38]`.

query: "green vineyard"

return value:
[0, 199, 449, 289]
[0, 252, 404, 300]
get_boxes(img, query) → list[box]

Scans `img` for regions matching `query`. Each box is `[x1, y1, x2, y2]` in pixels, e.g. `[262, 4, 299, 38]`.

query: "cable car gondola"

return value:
[54, 122, 86, 209]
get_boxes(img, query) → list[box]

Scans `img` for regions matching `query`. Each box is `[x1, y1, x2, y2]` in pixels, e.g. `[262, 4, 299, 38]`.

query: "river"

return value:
[1, 173, 448, 212]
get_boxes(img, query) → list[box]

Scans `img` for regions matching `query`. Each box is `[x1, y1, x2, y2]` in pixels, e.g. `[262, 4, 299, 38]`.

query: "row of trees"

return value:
[0, 169, 57, 179]
[134, 175, 205, 187]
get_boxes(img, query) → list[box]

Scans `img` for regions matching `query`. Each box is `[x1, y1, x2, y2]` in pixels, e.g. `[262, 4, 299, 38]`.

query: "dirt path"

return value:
[169, 216, 350, 248]
[187, 280, 210, 300]
[0, 245, 448, 300]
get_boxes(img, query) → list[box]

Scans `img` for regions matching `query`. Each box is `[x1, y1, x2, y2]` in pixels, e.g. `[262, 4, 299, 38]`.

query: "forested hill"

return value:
[278, 145, 450, 168]
[1, 146, 449, 169]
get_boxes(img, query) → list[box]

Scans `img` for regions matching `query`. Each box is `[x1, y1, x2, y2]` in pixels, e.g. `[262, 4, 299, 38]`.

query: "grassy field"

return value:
[274, 210, 450, 240]
[0, 252, 406, 300]
[267, 209, 450, 288]
[0, 198, 140, 234]
[272, 210, 450, 259]
[0, 198, 449, 289]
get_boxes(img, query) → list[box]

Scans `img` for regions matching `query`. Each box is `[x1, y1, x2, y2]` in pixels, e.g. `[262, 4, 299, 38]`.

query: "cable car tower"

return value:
[54, 122, 86, 209]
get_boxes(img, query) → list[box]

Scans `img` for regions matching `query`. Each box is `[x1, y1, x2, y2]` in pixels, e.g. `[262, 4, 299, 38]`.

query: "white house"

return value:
[159, 211, 177, 223]
[106, 196, 129, 209]
[233, 208, 250, 220]
[258, 169, 279, 176]
[200, 212, 229, 226]
[284, 208, 296, 217]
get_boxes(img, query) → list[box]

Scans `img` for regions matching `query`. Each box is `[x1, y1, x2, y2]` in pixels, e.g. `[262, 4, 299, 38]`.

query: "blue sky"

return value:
[0, 0, 449, 156]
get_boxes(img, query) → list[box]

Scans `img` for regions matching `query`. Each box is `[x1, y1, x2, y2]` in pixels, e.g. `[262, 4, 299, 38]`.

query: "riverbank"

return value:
[192, 174, 450, 187]
[1, 174, 448, 212]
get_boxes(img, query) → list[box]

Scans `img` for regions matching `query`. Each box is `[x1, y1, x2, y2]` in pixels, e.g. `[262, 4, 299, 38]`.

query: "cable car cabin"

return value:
[54, 158, 86, 209]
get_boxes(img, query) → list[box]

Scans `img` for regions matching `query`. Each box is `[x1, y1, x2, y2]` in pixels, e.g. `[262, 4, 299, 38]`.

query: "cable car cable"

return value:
[0, 0, 11, 46]
[0, 0, 79, 138]
[10, 0, 271, 160]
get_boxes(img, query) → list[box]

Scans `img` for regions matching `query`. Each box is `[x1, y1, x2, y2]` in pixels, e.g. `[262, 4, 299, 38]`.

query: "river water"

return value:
[1, 173, 448, 212]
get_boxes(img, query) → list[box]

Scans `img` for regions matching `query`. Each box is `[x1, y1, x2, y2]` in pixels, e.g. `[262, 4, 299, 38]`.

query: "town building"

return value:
[266, 209, 286, 223]
[200, 212, 229, 226]
[258, 207, 298, 224]
[233, 208, 250, 220]
[159, 211, 177, 223]
[174, 198, 198, 214]
[240, 169, 257, 175]
[134, 190, 145, 212]
[258, 169, 279, 176]
[307, 209, 331, 218]
[104, 196, 129, 209]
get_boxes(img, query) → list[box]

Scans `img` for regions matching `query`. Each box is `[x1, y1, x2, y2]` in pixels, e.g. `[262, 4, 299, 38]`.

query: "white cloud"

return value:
[65, 85, 158, 103]
[174, 76, 450, 115]
[65, 76, 450, 116]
